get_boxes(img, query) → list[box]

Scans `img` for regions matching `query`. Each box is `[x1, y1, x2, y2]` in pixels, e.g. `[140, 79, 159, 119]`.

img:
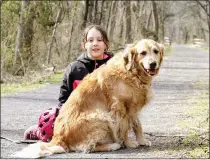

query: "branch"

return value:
[46, 9, 61, 65]
[195, 0, 210, 17]
[145, 132, 187, 138]
[163, 13, 175, 21]
[0, 136, 37, 144]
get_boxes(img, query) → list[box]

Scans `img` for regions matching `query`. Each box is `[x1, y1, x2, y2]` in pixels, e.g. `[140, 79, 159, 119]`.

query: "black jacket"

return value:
[58, 52, 113, 106]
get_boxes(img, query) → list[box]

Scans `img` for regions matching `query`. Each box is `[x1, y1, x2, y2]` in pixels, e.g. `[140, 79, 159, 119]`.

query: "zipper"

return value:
[94, 60, 98, 69]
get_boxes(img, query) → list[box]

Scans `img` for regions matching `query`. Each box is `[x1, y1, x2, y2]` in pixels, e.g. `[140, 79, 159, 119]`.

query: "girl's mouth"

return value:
[92, 48, 100, 51]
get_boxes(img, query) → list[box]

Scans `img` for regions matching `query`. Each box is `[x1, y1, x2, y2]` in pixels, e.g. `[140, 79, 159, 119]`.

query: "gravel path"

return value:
[1, 44, 209, 158]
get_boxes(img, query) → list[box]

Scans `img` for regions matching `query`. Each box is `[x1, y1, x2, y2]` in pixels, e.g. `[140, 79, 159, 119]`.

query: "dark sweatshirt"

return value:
[58, 52, 113, 106]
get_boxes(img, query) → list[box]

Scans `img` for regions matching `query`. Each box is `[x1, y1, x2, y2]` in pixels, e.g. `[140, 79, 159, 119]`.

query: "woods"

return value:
[1, 1, 209, 79]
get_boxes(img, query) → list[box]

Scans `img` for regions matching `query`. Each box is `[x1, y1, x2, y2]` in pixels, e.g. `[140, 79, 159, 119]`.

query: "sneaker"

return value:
[24, 125, 40, 140]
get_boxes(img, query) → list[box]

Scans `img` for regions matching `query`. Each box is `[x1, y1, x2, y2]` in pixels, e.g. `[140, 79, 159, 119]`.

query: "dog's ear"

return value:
[124, 47, 136, 71]
[158, 43, 165, 65]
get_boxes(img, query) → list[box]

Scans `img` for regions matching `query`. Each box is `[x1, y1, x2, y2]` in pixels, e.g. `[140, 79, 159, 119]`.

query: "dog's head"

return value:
[124, 39, 164, 77]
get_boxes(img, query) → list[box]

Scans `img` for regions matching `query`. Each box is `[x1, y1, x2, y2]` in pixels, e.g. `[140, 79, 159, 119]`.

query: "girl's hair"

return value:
[82, 25, 109, 50]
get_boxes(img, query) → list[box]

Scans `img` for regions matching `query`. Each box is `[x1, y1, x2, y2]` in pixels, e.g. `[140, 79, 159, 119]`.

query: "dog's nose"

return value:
[149, 62, 157, 69]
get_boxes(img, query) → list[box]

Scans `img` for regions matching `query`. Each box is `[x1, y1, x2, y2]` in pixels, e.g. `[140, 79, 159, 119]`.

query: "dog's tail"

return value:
[12, 141, 65, 158]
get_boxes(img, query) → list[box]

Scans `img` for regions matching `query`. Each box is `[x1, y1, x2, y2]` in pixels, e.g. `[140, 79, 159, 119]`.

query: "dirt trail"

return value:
[1, 44, 209, 158]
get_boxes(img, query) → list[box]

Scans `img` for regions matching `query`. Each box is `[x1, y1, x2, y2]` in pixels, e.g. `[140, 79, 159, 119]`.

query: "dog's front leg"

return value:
[120, 118, 139, 148]
[110, 99, 139, 148]
[133, 118, 151, 146]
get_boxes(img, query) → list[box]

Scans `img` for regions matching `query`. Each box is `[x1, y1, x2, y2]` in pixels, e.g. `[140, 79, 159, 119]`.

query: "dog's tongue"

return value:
[146, 69, 157, 76]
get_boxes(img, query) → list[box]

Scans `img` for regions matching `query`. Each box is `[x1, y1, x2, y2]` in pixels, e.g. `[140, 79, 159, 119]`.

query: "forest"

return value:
[1, 1, 209, 80]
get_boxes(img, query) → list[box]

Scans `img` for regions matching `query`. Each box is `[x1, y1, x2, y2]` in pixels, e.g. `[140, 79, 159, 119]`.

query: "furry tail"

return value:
[12, 141, 65, 158]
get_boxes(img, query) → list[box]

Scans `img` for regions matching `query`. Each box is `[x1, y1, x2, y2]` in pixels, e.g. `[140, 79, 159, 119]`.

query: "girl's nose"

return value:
[93, 40, 98, 46]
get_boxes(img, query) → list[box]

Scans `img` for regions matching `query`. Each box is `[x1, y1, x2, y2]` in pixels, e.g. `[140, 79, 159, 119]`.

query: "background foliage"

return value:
[1, 1, 209, 81]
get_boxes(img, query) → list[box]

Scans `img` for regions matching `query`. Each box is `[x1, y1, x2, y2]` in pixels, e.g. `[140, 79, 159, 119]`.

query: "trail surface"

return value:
[1, 44, 209, 158]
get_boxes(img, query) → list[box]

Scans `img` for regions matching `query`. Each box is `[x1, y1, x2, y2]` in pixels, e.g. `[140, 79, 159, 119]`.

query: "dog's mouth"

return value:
[145, 68, 158, 76]
[142, 65, 158, 76]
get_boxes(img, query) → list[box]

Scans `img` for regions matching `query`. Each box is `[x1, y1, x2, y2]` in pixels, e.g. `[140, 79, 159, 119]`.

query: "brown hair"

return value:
[82, 25, 109, 50]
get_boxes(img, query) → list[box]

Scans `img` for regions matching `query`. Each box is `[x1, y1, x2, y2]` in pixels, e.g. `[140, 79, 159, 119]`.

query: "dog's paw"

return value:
[139, 139, 151, 146]
[108, 143, 121, 151]
[124, 140, 139, 148]
[84, 144, 96, 153]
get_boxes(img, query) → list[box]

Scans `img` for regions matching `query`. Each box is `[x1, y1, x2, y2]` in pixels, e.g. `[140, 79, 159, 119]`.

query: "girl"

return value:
[24, 25, 113, 142]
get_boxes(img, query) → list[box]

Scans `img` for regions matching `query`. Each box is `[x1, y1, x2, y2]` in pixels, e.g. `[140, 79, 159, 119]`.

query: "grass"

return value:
[183, 92, 209, 158]
[195, 44, 209, 52]
[1, 72, 64, 96]
[179, 78, 209, 158]
[38, 72, 64, 84]
[164, 45, 172, 56]
[1, 83, 45, 96]
[186, 43, 209, 52]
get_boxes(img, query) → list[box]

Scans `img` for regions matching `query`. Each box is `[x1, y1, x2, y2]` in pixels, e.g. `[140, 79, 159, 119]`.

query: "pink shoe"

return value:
[24, 125, 41, 140]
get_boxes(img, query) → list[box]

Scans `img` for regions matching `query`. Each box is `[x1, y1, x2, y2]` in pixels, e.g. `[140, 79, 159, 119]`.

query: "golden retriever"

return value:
[13, 39, 164, 158]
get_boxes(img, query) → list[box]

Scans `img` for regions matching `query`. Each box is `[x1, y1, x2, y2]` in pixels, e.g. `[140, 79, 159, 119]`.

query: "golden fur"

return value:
[14, 39, 164, 158]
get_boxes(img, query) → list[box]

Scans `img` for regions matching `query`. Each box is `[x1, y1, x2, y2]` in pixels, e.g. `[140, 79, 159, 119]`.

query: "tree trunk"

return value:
[106, 2, 113, 31]
[184, 27, 189, 44]
[160, 1, 165, 42]
[125, 1, 132, 43]
[88, 0, 94, 24]
[195, 0, 209, 40]
[108, 1, 117, 43]
[152, 1, 159, 41]
[82, 0, 89, 29]
[14, 0, 26, 75]
[195, 0, 210, 32]
[98, 0, 104, 25]
[136, 1, 146, 38]
[22, 1, 36, 63]
[93, 0, 98, 24]
[146, 9, 153, 29]
[67, 1, 78, 63]
[47, 9, 61, 65]
[119, 2, 125, 41]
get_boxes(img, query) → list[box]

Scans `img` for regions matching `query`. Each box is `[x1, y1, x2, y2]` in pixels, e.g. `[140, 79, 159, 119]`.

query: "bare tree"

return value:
[3, 1, 210, 78]
[195, 0, 210, 32]
[106, 2, 113, 31]
[152, 1, 159, 41]
[98, 0, 104, 25]
[14, 0, 27, 75]
[159, 1, 175, 42]
[82, 0, 89, 29]
[132, 1, 146, 40]
[107, 1, 117, 43]
[125, 1, 132, 43]
[67, 1, 78, 63]
[47, 7, 62, 65]
[119, 2, 125, 40]
[93, 0, 98, 24]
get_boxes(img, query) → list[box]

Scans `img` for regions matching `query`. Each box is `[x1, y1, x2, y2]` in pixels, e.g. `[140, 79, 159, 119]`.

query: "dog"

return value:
[13, 39, 164, 158]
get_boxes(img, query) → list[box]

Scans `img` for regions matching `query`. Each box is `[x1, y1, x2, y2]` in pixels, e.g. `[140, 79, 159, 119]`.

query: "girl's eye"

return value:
[88, 39, 93, 42]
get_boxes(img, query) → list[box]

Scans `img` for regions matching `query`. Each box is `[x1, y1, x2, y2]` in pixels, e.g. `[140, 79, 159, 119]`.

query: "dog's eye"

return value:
[154, 49, 159, 54]
[141, 51, 147, 56]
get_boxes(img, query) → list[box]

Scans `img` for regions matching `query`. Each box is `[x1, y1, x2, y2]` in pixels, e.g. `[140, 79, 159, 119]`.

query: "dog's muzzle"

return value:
[142, 62, 159, 76]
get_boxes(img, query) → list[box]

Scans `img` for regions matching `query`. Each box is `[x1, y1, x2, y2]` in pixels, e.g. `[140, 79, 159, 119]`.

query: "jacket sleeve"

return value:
[58, 64, 73, 107]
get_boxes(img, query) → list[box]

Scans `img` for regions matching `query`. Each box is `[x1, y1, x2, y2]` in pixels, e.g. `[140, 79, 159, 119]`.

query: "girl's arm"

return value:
[58, 64, 73, 107]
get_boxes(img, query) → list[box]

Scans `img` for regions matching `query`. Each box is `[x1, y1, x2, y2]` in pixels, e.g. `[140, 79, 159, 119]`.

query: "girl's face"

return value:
[84, 28, 107, 60]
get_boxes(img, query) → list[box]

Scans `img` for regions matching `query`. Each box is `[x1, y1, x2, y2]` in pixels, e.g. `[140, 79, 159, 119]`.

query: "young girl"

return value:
[24, 25, 113, 142]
